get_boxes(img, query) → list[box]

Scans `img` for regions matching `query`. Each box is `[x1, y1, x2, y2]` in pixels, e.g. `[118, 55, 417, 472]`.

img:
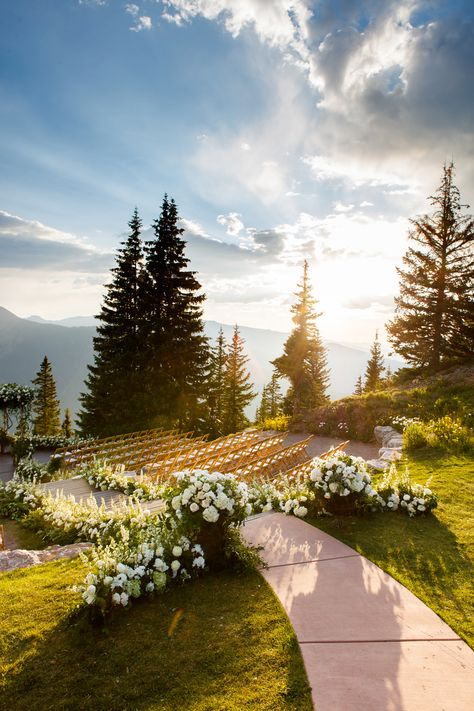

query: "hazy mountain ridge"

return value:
[0, 307, 404, 420]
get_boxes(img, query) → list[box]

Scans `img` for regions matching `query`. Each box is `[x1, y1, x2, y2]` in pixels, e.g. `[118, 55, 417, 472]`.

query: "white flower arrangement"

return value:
[163, 469, 252, 529]
[376, 465, 438, 516]
[309, 452, 378, 508]
[248, 477, 311, 518]
[73, 527, 206, 615]
[78, 459, 162, 501]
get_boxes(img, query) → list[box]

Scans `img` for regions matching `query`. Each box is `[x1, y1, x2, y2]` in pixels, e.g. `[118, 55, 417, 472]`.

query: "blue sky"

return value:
[1, 0, 473, 344]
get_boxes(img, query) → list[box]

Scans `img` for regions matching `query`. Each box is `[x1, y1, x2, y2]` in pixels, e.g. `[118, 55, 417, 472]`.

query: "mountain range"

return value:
[0, 307, 404, 420]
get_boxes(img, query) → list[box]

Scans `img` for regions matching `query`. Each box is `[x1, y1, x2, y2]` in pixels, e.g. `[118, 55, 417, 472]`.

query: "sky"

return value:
[1, 0, 473, 345]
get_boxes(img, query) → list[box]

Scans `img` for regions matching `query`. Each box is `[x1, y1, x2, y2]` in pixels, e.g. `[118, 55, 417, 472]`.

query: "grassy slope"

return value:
[309, 451, 474, 648]
[0, 559, 312, 711]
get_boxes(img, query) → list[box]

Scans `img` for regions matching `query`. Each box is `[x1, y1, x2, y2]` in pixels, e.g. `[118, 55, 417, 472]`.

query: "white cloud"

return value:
[333, 201, 354, 213]
[125, 3, 140, 16]
[179, 217, 209, 237]
[130, 15, 152, 31]
[0, 210, 112, 272]
[161, 0, 311, 47]
[217, 212, 244, 236]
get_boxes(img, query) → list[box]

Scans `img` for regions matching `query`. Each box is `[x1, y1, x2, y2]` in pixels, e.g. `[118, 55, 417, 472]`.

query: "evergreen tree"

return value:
[144, 195, 209, 430]
[206, 328, 228, 437]
[256, 385, 271, 423]
[267, 371, 283, 417]
[354, 375, 363, 396]
[222, 325, 255, 434]
[364, 331, 385, 392]
[272, 261, 330, 417]
[387, 163, 474, 368]
[78, 208, 147, 436]
[32, 356, 61, 436]
[61, 408, 73, 438]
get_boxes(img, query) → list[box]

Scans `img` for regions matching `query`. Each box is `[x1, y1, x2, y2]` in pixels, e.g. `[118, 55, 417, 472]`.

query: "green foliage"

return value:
[273, 261, 330, 418]
[364, 331, 385, 392]
[305, 365, 474, 442]
[387, 162, 474, 368]
[404, 416, 473, 453]
[31, 356, 61, 437]
[79, 199, 210, 437]
[15, 457, 49, 482]
[403, 420, 430, 449]
[78, 208, 148, 437]
[143, 196, 209, 432]
[205, 327, 227, 437]
[222, 325, 255, 434]
[257, 413, 291, 431]
[61, 408, 73, 438]
[256, 371, 284, 423]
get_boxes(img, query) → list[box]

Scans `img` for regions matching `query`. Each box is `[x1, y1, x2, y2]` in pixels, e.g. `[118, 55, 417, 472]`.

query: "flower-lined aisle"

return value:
[0, 451, 437, 619]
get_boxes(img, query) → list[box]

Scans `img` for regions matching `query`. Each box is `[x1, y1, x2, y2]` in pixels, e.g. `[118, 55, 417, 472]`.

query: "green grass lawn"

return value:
[0, 559, 312, 711]
[308, 450, 474, 648]
[0, 517, 47, 550]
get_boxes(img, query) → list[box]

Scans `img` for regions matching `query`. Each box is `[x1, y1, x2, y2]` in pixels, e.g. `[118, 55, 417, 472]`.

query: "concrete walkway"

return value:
[242, 512, 474, 711]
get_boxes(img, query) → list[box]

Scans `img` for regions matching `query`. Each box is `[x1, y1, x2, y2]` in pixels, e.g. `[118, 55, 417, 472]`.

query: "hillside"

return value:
[1, 307, 403, 419]
[303, 363, 474, 442]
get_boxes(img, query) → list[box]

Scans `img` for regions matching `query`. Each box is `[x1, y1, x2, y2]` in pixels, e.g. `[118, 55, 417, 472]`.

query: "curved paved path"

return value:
[242, 512, 474, 711]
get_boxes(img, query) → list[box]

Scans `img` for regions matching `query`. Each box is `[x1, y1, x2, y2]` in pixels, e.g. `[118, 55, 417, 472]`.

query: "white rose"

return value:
[172, 546, 183, 557]
[192, 556, 205, 568]
[171, 559, 181, 572]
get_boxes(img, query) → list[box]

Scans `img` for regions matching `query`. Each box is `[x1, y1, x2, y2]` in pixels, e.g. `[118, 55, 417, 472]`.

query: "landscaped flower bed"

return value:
[0, 451, 439, 620]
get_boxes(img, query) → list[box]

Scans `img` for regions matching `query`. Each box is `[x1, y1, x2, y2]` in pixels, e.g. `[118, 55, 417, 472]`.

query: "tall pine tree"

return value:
[206, 328, 227, 437]
[144, 195, 209, 430]
[364, 331, 385, 392]
[222, 325, 255, 434]
[273, 261, 330, 417]
[32, 356, 61, 436]
[78, 208, 147, 436]
[387, 163, 474, 368]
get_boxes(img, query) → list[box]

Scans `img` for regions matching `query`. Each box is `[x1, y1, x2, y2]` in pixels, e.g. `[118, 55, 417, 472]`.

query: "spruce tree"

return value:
[78, 208, 147, 436]
[222, 325, 255, 434]
[387, 162, 474, 368]
[144, 195, 209, 430]
[61, 409, 73, 438]
[272, 261, 330, 417]
[267, 371, 283, 417]
[364, 332, 385, 392]
[256, 385, 270, 423]
[32, 356, 61, 436]
[206, 328, 228, 437]
[354, 376, 363, 396]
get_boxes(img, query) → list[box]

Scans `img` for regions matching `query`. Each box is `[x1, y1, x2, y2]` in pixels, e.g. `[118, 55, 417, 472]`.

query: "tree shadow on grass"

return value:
[1, 563, 313, 711]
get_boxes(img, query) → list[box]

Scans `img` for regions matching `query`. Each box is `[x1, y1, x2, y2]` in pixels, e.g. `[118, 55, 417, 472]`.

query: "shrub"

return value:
[257, 414, 290, 431]
[15, 457, 49, 482]
[403, 421, 430, 450]
[404, 416, 473, 453]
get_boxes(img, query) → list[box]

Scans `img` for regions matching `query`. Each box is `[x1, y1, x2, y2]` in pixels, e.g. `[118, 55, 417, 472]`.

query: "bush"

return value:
[404, 416, 473, 453]
[15, 457, 49, 482]
[257, 414, 290, 431]
[403, 421, 430, 450]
